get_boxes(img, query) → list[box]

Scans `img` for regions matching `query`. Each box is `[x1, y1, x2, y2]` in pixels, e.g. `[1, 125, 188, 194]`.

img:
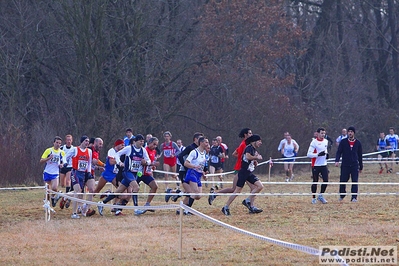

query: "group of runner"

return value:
[376, 127, 399, 174]
[40, 128, 267, 218]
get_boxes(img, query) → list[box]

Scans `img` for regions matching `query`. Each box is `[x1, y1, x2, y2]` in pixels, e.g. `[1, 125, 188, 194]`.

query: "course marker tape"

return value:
[179, 203, 348, 265]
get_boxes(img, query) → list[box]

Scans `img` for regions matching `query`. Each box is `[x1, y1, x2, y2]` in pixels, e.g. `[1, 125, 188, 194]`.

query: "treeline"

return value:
[0, 0, 398, 185]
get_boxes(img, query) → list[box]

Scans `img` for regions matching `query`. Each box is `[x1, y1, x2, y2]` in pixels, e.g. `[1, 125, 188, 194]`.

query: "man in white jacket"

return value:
[307, 127, 329, 204]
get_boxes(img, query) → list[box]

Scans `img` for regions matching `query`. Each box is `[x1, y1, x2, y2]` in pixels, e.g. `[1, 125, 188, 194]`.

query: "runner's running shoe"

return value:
[317, 194, 328, 204]
[165, 188, 173, 202]
[241, 199, 251, 211]
[97, 201, 104, 216]
[71, 213, 80, 219]
[249, 206, 263, 214]
[221, 206, 230, 216]
[208, 188, 216, 205]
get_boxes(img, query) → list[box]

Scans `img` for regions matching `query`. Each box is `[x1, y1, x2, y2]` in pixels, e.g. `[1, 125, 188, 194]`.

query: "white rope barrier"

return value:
[0, 186, 45, 190]
[43, 186, 399, 222]
[47, 189, 399, 198]
[42, 199, 55, 222]
[179, 203, 348, 266]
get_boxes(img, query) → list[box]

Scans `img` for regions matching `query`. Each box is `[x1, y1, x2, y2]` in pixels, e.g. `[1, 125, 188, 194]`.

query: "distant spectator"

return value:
[376, 132, 390, 174]
[123, 128, 135, 146]
[335, 128, 347, 146]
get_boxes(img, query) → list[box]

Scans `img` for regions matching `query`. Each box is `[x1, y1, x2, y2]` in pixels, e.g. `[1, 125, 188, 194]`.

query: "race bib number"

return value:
[211, 155, 219, 164]
[389, 142, 396, 149]
[50, 156, 59, 163]
[164, 150, 172, 157]
[195, 163, 205, 173]
[248, 162, 255, 172]
[78, 160, 88, 171]
[129, 160, 141, 172]
[113, 165, 119, 174]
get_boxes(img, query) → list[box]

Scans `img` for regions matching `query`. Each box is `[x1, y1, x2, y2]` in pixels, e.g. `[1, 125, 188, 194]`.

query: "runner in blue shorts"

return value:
[40, 136, 65, 207]
[134, 137, 160, 215]
[98, 135, 151, 216]
[66, 136, 94, 218]
[94, 139, 125, 196]
[180, 137, 209, 215]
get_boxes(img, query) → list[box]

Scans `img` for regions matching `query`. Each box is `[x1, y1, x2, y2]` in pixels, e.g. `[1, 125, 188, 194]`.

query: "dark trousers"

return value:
[339, 165, 359, 200]
[311, 166, 329, 197]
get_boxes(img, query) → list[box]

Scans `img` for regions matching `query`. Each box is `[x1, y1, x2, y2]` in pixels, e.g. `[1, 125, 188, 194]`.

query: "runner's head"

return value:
[239, 128, 252, 139]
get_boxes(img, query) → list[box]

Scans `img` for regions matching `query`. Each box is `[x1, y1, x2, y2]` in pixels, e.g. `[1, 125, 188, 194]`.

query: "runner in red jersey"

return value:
[159, 131, 180, 191]
[90, 138, 105, 177]
[66, 135, 94, 219]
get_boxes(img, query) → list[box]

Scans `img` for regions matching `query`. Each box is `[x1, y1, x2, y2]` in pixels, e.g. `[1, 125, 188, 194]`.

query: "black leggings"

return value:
[311, 166, 329, 196]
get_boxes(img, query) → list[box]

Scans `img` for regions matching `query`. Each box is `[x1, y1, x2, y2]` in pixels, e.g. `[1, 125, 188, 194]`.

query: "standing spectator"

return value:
[40, 136, 65, 207]
[376, 132, 390, 174]
[281, 134, 299, 182]
[335, 128, 347, 146]
[335, 126, 363, 202]
[123, 128, 135, 146]
[307, 127, 329, 204]
[384, 127, 399, 173]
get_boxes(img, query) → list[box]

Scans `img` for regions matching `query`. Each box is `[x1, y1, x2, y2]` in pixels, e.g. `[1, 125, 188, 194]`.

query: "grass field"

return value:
[0, 165, 398, 265]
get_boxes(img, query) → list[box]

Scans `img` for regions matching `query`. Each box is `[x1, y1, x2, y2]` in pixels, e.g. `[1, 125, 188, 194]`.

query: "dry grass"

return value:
[0, 165, 398, 265]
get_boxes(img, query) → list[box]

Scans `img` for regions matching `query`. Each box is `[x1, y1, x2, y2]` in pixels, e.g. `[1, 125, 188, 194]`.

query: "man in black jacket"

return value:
[335, 126, 363, 202]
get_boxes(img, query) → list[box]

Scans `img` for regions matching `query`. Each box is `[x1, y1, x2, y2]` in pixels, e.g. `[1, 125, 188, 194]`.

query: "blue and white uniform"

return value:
[184, 148, 207, 187]
[101, 147, 119, 182]
[385, 134, 399, 151]
[115, 144, 150, 187]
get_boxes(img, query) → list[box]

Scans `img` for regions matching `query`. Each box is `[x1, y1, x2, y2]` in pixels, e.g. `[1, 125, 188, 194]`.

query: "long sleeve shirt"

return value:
[335, 138, 363, 170]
